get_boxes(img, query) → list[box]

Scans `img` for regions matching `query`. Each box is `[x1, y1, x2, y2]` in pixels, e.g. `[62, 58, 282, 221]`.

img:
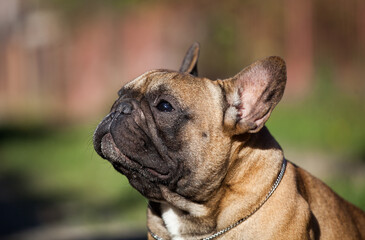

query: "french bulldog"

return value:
[93, 43, 365, 239]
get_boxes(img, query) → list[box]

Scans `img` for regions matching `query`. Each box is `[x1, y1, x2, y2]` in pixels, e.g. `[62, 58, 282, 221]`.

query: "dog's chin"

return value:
[100, 133, 171, 185]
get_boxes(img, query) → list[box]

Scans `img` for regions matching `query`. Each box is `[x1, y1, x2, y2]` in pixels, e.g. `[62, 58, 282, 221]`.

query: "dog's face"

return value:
[93, 43, 286, 202]
[93, 70, 231, 201]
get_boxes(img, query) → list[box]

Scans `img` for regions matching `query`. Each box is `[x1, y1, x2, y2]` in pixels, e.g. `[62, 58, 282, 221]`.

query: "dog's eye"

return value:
[156, 100, 174, 112]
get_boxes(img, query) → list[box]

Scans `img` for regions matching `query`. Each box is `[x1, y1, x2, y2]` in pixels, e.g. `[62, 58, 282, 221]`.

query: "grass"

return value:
[267, 67, 365, 157]
[0, 124, 147, 229]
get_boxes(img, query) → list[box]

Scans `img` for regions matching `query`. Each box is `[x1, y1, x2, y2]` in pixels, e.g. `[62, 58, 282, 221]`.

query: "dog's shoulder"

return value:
[289, 162, 365, 239]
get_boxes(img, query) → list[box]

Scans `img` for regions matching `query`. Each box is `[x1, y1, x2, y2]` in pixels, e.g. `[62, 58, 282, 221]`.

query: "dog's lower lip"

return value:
[100, 133, 170, 179]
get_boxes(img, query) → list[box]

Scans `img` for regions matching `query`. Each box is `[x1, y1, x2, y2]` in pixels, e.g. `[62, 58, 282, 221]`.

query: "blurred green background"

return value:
[0, 0, 364, 239]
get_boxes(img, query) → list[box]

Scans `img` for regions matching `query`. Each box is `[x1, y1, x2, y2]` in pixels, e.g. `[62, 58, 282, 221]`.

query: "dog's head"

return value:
[93, 43, 286, 202]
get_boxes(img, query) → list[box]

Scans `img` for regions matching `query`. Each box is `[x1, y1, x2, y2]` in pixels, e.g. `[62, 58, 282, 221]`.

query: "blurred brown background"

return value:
[0, 0, 364, 239]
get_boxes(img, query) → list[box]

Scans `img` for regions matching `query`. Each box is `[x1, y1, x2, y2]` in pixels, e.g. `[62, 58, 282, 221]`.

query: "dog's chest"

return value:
[161, 204, 184, 240]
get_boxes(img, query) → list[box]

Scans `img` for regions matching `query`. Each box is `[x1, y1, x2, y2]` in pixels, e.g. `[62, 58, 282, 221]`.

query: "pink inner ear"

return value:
[236, 64, 271, 121]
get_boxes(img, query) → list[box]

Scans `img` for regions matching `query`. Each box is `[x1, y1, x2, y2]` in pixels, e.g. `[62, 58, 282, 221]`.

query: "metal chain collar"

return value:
[149, 158, 287, 240]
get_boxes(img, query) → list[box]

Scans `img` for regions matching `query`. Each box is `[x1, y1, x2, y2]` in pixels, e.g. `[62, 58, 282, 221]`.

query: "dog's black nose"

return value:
[117, 101, 133, 115]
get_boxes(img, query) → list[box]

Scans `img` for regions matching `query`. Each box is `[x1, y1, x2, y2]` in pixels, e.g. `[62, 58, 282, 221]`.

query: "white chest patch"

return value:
[161, 204, 184, 240]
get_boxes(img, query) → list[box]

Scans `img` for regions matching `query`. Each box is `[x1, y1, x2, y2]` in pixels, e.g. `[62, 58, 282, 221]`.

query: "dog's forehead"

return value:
[122, 70, 221, 107]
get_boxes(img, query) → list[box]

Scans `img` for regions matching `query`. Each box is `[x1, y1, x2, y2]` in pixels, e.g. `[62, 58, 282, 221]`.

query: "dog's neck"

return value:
[217, 127, 284, 228]
[148, 127, 284, 239]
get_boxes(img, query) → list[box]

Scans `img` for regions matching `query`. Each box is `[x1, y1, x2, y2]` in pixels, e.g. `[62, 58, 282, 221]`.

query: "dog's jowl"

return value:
[93, 43, 365, 240]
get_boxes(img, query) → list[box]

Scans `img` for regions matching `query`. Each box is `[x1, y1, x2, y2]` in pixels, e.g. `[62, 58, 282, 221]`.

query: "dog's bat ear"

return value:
[179, 42, 200, 76]
[222, 56, 286, 134]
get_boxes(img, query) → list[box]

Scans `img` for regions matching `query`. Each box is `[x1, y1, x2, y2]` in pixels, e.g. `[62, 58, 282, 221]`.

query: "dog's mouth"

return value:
[99, 133, 171, 181]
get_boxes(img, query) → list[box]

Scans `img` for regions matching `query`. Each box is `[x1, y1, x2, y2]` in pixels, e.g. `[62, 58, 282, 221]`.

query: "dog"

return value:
[93, 43, 365, 239]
